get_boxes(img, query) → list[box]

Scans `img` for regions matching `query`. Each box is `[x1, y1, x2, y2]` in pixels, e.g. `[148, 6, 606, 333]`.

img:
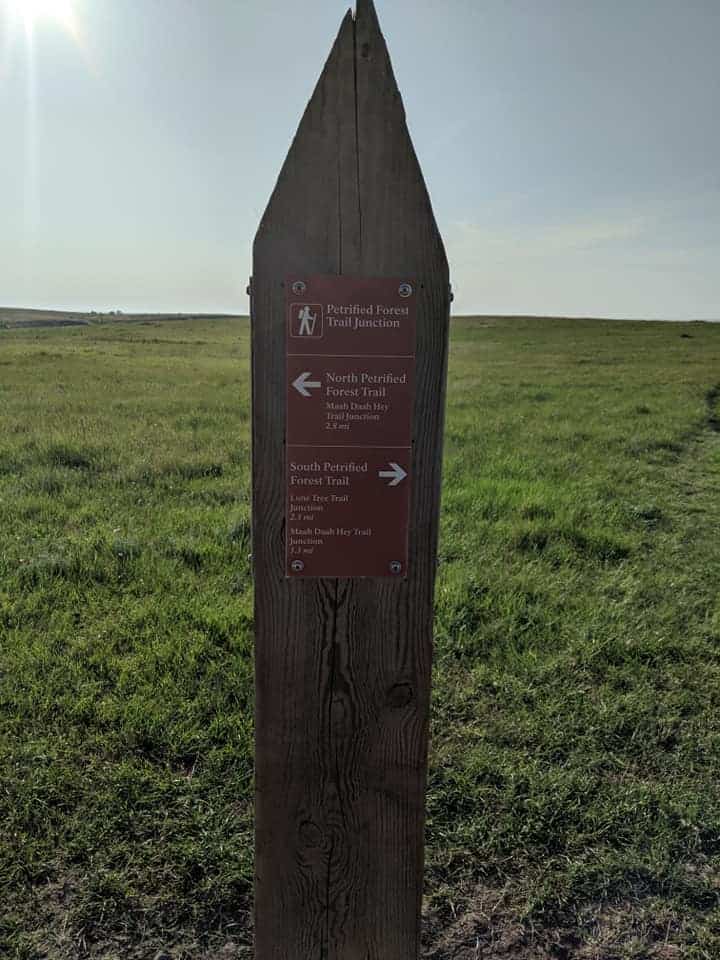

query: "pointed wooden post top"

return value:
[255, 0, 448, 283]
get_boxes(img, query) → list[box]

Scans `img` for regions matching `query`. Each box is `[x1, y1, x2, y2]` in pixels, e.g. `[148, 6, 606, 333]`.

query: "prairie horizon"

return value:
[1, 306, 718, 332]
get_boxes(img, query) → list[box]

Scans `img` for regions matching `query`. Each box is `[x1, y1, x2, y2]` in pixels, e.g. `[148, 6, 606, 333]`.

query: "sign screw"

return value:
[291, 559, 305, 572]
[398, 282, 413, 298]
[389, 561, 402, 574]
[292, 281, 307, 295]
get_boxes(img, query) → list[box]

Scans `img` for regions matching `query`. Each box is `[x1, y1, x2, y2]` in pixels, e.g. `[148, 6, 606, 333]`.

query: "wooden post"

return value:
[251, 2, 449, 957]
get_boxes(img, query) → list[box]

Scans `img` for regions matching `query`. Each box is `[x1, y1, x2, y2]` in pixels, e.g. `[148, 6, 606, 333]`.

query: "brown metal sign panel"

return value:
[285, 274, 416, 577]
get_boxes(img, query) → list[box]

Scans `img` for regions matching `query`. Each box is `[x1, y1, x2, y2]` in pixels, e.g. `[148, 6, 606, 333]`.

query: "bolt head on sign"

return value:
[285, 275, 417, 578]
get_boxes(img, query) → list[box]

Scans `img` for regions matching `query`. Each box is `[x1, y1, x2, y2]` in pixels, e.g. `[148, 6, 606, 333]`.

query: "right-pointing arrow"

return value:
[378, 462, 407, 487]
[292, 371, 322, 398]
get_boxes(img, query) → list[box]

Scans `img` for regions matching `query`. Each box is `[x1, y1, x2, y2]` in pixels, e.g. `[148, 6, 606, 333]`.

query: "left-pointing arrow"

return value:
[292, 371, 322, 398]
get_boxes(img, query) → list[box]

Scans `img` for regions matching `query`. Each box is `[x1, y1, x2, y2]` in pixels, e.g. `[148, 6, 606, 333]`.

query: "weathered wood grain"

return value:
[251, 2, 450, 957]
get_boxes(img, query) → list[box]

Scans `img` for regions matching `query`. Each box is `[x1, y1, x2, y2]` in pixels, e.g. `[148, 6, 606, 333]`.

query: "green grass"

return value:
[1, 316, 720, 958]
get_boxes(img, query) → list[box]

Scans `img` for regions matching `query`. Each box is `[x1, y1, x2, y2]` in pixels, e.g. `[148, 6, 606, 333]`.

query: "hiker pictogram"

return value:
[290, 303, 323, 338]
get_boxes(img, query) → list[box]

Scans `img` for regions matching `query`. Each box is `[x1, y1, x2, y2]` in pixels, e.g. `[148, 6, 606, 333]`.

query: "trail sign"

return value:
[251, 1, 450, 957]
[286, 274, 416, 578]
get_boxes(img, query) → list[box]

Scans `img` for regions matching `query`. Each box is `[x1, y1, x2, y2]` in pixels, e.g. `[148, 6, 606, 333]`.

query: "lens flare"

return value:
[4, 0, 78, 38]
[1, 0, 86, 246]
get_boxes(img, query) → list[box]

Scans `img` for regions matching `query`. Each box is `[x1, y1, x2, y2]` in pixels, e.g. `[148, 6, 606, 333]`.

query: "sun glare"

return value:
[5, 0, 77, 34]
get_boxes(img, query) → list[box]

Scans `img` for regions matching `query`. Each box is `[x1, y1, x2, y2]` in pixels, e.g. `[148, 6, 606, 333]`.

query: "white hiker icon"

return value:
[290, 302, 323, 338]
[297, 305, 318, 336]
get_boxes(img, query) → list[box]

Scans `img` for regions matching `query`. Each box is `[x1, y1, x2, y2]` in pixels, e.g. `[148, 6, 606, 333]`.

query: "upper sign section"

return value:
[286, 276, 416, 357]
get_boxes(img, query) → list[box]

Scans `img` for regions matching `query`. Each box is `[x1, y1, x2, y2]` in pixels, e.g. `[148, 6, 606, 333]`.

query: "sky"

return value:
[0, 0, 718, 319]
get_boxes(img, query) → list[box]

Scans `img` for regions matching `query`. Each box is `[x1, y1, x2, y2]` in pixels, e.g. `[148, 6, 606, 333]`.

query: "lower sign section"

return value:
[286, 446, 410, 578]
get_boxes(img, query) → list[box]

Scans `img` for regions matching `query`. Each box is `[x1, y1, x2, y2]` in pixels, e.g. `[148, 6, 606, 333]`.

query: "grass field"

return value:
[1, 315, 720, 959]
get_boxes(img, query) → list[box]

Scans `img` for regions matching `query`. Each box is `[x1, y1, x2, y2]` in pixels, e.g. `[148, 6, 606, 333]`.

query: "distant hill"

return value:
[0, 307, 246, 330]
[2, 307, 716, 331]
